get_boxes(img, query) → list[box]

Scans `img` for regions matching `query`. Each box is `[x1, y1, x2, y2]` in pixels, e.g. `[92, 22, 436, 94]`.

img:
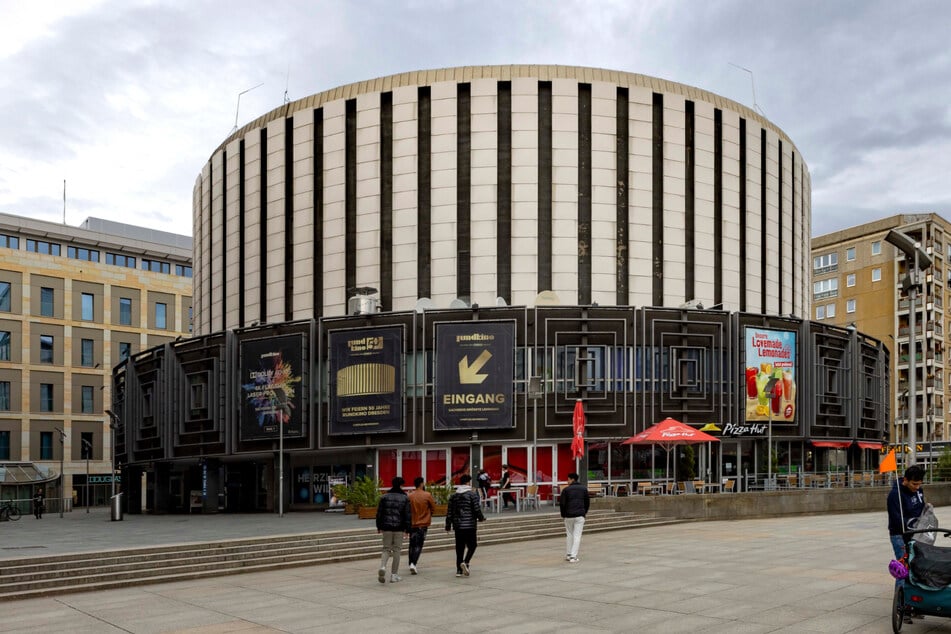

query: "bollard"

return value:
[110, 493, 123, 521]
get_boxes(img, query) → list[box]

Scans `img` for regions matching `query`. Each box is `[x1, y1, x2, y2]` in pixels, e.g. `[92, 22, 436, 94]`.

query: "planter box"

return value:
[433, 504, 448, 516]
[357, 506, 377, 519]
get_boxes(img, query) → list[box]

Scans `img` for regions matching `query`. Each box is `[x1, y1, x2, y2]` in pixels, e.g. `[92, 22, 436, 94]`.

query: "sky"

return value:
[1, 0, 949, 239]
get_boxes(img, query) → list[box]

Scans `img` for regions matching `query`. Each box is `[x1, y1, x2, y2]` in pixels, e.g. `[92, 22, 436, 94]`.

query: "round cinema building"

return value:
[113, 65, 888, 514]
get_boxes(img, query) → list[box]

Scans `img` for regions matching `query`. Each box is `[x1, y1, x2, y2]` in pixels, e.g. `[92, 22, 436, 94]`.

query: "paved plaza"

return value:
[3, 506, 951, 633]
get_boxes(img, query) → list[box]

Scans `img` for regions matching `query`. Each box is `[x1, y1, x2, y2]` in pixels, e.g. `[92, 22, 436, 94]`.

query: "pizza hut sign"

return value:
[722, 422, 768, 437]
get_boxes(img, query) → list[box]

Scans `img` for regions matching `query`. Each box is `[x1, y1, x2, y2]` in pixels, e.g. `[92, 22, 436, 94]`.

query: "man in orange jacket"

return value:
[407, 477, 436, 575]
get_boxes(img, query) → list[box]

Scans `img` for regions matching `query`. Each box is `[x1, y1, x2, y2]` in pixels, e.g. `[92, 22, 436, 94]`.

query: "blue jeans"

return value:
[891, 534, 907, 588]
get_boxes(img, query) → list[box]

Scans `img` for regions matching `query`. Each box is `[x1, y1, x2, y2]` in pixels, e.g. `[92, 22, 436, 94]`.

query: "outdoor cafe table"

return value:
[702, 481, 722, 493]
[493, 486, 521, 513]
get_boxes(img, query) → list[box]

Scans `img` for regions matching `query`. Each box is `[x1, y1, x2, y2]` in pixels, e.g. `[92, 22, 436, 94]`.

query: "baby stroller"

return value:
[891, 504, 951, 632]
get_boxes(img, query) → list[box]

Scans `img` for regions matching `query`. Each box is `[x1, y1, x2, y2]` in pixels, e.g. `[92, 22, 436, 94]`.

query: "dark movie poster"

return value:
[239, 335, 304, 441]
[434, 321, 515, 430]
[329, 327, 403, 435]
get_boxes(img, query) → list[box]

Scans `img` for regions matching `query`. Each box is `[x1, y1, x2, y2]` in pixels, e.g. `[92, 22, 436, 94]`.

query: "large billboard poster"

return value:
[742, 327, 797, 426]
[434, 321, 515, 430]
[328, 327, 403, 435]
[239, 335, 304, 441]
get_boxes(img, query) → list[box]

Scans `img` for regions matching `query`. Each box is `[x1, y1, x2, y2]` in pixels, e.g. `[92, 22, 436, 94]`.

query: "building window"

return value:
[106, 252, 136, 268]
[0, 330, 9, 360]
[67, 246, 100, 262]
[40, 383, 54, 412]
[872, 267, 882, 282]
[827, 304, 836, 318]
[0, 234, 19, 249]
[155, 302, 167, 329]
[847, 299, 856, 313]
[872, 240, 881, 255]
[0, 430, 9, 460]
[119, 342, 132, 361]
[813, 278, 838, 299]
[81, 292, 94, 321]
[0, 380, 9, 410]
[816, 305, 826, 320]
[119, 297, 132, 325]
[0, 281, 11, 311]
[81, 385, 94, 413]
[175, 264, 193, 278]
[40, 287, 54, 317]
[846, 274, 856, 287]
[846, 247, 855, 261]
[81, 338, 95, 367]
[40, 334, 54, 363]
[142, 259, 170, 274]
[80, 432, 93, 459]
[26, 239, 61, 256]
[40, 431, 53, 460]
[813, 253, 838, 273]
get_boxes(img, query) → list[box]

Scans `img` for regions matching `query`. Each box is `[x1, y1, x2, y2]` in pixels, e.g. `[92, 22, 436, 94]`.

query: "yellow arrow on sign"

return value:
[459, 350, 492, 384]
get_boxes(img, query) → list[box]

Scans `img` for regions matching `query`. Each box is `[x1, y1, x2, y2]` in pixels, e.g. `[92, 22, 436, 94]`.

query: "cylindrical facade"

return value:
[194, 65, 811, 335]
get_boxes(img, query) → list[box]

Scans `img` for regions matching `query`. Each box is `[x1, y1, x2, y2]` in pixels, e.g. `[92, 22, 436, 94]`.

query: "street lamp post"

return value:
[81, 439, 92, 513]
[529, 377, 543, 486]
[764, 378, 779, 489]
[105, 410, 119, 500]
[885, 229, 932, 467]
[54, 427, 66, 517]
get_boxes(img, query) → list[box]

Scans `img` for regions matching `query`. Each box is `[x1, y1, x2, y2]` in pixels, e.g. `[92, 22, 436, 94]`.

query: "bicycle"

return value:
[0, 500, 21, 521]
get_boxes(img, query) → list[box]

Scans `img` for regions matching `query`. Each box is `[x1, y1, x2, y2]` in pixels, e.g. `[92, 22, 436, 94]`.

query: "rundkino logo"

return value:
[456, 333, 494, 342]
[442, 393, 506, 404]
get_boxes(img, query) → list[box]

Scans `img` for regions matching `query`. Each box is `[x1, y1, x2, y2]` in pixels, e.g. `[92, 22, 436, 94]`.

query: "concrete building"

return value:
[192, 64, 812, 331]
[115, 66, 888, 514]
[0, 212, 192, 512]
[812, 213, 950, 458]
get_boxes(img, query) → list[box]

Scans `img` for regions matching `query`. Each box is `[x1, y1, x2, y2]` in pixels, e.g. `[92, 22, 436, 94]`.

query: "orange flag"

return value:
[879, 448, 897, 474]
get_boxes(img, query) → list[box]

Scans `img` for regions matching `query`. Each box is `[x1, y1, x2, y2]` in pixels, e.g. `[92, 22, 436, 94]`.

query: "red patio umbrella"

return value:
[571, 399, 585, 461]
[622, 417, 720, 481]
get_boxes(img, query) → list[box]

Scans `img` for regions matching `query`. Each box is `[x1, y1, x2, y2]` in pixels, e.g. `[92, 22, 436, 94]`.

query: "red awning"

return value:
[856, 441, 883, 450]
[810, 440, 851, 449]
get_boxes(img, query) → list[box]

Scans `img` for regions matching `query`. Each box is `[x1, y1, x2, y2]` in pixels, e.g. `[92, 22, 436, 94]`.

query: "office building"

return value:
[0, 213, 192, 510]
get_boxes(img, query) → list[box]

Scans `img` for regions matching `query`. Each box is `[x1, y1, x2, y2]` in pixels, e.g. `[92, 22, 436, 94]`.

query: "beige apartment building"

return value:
[812, 213, 949, 451]
[0, 212, 192, 512]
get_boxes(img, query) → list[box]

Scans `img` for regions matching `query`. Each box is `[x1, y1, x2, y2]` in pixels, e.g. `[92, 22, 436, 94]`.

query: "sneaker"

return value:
[390, 574, 402, 583]
[455, 570, 463, 577]
[568, 557, 579, 563]
[409, 563, 418, 575]
[378, 567, 386, 583]
[461, 562, 470, 576]
[565, 554, 571, 561]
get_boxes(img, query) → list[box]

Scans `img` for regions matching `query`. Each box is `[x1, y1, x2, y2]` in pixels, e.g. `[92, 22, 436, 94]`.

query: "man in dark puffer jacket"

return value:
[559, 472, 590, 563]
[445, 474, 485, 577]
[376, 476, 411, 583]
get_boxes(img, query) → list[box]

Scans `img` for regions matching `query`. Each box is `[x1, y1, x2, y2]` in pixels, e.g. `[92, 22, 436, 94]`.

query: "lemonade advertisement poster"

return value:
[744, 328, 796, 424]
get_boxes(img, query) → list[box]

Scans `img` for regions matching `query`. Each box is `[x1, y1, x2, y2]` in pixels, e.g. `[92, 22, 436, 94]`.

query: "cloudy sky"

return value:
[1, 0, 949, 238]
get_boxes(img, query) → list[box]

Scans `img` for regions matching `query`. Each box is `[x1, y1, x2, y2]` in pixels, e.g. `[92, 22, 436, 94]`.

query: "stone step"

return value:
[0, 511, 675, 601]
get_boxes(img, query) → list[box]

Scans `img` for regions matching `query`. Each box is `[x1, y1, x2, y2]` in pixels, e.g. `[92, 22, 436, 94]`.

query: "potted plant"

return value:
[349, 475, 382, 519]
[331, 482, 357, 514]
[426, 481, 455, 516]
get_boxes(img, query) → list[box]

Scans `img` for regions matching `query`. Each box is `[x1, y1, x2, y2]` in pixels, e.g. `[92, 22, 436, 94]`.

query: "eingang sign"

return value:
[433, 321, 515, 430]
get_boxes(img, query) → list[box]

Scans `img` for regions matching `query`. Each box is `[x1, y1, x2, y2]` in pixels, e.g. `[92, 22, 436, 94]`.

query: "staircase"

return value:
[0, 510, 679, 601]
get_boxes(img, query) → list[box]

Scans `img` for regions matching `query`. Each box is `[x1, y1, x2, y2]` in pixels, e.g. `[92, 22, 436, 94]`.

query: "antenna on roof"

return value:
[728, 63, 765, 117]
[283, 64, 291, 105]
[232, 82, 264, 134]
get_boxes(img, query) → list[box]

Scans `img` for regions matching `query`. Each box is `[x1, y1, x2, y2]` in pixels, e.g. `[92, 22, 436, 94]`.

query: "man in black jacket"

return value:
[445, 474, 485, 577]
[559, 472, 589, 563]
[376, 476, 411, 583]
